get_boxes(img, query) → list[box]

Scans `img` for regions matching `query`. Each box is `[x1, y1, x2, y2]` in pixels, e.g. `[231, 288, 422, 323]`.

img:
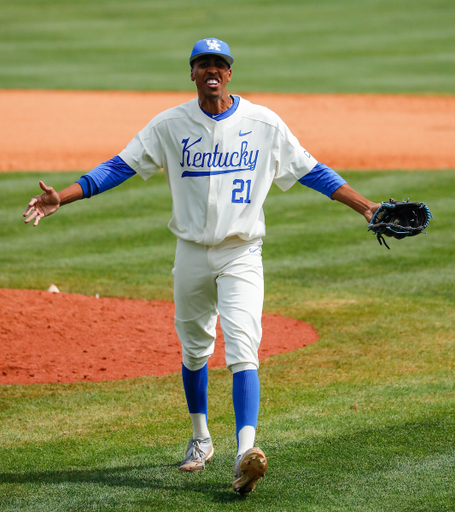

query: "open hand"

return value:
[23, 181, 61, 226]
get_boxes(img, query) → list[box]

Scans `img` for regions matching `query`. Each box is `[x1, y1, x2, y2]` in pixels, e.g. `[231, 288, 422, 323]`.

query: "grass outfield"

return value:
[1, 170, 454, 511]
[0, 0, 454, 93]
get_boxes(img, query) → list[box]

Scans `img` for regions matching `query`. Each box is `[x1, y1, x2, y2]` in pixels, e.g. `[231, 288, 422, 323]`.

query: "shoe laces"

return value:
[190, 440, 206, 462]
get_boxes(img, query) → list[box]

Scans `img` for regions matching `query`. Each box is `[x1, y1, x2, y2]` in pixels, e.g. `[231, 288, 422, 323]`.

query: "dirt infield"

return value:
[1, 90, 455, 171]
[0, 289, 318, 385]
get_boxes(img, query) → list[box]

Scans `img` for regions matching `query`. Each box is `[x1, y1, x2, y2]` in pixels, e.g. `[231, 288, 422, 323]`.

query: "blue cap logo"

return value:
[206, 39, 221, 51]
[189, 38, 234, 66]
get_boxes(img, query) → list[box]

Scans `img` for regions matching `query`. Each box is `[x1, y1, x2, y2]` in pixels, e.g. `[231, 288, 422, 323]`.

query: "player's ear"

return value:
[227, 68, 232, 82]
[190, 67, 195, 82]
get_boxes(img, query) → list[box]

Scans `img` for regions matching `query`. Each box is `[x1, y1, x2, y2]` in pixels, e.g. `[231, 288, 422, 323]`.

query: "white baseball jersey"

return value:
[119, 97, 317, 246]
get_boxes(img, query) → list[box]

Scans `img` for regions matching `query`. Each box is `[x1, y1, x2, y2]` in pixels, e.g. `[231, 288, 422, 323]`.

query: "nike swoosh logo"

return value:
[239, 130, 252, 137]
[249, 248, 259, 253]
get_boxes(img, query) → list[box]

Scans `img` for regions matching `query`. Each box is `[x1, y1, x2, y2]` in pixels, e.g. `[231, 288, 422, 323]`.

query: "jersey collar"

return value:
[190, 96, 244, 127]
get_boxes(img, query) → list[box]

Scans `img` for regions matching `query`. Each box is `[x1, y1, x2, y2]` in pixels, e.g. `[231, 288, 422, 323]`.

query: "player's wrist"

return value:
[58, 183, 84, 206]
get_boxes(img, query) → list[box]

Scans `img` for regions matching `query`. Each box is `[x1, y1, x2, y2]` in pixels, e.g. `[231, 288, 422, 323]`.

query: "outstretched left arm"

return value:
[331, 184, 381, 223]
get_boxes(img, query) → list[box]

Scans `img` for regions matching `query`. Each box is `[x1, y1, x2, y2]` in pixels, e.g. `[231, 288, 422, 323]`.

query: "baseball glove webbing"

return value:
[368, 198, 433, 249]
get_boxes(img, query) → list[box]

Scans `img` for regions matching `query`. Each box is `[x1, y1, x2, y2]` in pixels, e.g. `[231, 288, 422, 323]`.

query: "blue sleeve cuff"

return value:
[76, 155, 136, 198]
[298, 162, 347, 199]
[77, 175, 98, 198]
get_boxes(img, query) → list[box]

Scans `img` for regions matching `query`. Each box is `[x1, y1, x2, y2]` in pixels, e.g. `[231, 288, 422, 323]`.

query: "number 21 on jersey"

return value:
[231, 179, 252, 204]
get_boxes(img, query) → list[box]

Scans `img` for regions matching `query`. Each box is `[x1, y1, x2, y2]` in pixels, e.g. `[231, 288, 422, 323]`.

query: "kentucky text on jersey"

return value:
[180, 137, 259, 177]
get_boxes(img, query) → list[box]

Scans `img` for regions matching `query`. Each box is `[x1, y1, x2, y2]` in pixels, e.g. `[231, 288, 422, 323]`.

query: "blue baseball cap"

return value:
[189, 38, 234, 67]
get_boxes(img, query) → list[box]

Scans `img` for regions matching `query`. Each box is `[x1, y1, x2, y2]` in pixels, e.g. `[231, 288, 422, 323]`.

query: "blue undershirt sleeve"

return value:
[298, 162, 347, 199]
[76, 155, 136, 198]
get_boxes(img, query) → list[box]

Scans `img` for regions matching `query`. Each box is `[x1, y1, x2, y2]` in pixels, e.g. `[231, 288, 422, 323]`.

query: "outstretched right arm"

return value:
[23, 181, 83, 227]
[23, 156, 136, 227]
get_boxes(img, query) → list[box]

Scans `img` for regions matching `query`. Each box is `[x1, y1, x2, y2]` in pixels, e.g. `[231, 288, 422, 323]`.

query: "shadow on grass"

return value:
[0, 460, 242, 505]
[1, 418, 454, 509]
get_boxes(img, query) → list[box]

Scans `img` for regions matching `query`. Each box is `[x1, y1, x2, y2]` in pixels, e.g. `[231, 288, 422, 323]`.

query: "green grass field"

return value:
[0, 0, 454, 93]
[1, 0, 455, 509]
[1, 170, 454, 511]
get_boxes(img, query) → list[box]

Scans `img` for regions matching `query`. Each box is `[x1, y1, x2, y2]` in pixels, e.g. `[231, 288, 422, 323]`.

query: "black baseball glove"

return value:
[368, 198, 433, 249]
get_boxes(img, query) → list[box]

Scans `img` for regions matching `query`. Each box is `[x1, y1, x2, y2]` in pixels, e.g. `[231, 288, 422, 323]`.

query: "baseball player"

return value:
[24, 38, 380, 495]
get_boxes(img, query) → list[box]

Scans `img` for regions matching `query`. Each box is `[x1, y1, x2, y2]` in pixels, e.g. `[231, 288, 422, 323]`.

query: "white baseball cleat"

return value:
[178, 437, 214, 472]
[232, 447, 267, 494]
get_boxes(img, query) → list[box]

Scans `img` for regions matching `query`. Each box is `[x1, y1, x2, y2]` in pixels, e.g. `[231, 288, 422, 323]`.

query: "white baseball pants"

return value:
[173, 236, 264, 374]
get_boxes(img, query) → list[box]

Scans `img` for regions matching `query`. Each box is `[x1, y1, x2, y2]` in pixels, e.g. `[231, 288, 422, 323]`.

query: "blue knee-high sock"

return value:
[232, 370, 260, 449]
[182, 364, 208, 416]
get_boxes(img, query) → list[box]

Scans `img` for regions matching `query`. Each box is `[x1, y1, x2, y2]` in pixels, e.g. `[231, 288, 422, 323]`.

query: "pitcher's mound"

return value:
[0, 288, 318, 385]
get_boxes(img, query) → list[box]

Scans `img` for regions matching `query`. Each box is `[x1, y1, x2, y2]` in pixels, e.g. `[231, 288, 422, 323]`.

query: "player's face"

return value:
[191, 56, 232, 99]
